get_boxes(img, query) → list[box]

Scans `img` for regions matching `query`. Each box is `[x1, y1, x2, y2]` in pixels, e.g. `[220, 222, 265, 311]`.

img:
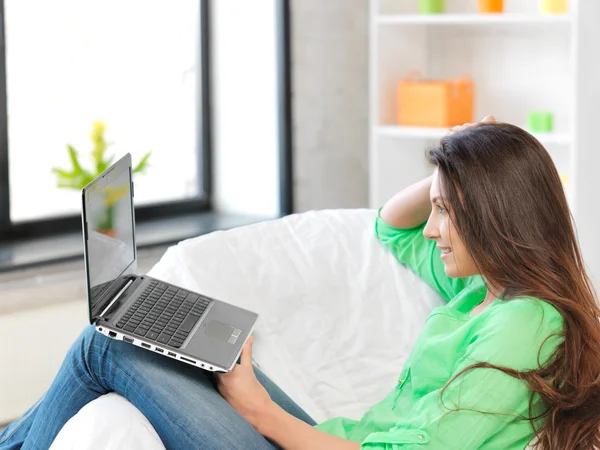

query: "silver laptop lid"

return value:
[81, 153, 137, 324]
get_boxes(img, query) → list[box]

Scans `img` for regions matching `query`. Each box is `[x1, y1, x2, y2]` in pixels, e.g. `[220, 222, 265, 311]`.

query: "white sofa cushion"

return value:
[146, 209, 445, 422]
[50, 392, 164, 450]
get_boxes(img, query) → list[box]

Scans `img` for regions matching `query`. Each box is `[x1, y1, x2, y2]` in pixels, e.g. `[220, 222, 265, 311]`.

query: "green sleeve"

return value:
[375, 210, 473, 302]
[360, 299, 564, 449]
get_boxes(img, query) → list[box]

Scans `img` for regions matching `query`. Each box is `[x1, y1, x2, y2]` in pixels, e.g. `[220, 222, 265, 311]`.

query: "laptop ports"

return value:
[141, 343, 151, 349]
[155, 347, 164, 353]
[180, 357, 196, 364]
[108, 331, 117, 338]
[123, 336, 134, 344]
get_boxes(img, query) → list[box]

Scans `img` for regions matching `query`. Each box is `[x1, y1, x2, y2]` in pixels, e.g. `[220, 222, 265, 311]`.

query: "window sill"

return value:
[0, 211, 274, 274]
[0, 211, 274, 315]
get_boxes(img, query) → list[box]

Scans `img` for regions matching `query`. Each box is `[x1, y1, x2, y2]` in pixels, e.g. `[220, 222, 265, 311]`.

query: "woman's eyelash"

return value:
[436, 204, 446, 213]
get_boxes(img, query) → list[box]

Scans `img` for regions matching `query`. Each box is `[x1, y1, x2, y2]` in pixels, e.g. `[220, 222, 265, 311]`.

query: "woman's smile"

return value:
[437, 245, 452, 260]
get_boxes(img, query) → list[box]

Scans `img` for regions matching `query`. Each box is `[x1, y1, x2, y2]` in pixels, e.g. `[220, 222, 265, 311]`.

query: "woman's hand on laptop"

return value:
[215, 336, 274, 429]
[216, 337, 362, 449]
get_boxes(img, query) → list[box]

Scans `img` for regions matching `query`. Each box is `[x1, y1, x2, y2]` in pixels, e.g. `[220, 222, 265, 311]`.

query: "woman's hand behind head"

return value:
[446, 115, 496, 136]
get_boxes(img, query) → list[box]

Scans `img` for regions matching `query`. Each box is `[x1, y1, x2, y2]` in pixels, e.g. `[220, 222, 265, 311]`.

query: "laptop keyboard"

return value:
[115, 280, 211, 348]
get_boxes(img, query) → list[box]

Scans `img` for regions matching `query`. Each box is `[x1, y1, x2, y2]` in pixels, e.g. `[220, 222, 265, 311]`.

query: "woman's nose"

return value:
[423, 218, 439, 240]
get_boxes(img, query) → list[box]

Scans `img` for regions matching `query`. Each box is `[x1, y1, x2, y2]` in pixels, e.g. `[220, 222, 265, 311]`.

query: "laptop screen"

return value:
[84, 157, 136, 322]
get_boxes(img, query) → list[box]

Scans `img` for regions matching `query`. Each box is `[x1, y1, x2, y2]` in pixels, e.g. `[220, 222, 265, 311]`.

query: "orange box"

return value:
[478, 0, 503, 13]
[397, 77, 474, 127]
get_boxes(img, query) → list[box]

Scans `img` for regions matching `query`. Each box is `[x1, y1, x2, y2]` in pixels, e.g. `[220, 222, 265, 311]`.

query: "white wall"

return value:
[573, 0, 600, 289]
[0, 301, 88, 424]
[291, 0, 369, 212]
[211, 0, 281, 217]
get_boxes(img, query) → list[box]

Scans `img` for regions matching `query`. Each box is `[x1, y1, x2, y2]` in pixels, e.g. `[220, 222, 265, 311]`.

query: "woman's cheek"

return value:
[440, 221, 449, 241]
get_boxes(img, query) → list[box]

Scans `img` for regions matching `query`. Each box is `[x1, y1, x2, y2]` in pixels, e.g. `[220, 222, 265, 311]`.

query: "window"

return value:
[1, 0, 210, 232]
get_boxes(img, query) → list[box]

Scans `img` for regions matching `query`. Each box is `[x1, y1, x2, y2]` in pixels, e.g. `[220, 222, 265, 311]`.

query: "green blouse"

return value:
[314, 213, 564, 449]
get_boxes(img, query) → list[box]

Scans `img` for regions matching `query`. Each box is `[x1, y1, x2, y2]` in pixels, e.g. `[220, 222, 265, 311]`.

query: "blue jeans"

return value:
[0, 325, 316, 449]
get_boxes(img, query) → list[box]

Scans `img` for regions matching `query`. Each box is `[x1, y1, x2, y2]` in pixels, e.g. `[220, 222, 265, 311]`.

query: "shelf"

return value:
[376, 125, 571, 146]
[377, 14, 572, 26]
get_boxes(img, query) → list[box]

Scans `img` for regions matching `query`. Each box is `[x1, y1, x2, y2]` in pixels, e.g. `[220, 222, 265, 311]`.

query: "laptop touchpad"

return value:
[205, 320, 238, 344]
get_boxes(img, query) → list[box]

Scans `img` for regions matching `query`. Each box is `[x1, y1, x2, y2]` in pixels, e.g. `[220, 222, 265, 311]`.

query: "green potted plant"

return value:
[52, 121, 151, 236]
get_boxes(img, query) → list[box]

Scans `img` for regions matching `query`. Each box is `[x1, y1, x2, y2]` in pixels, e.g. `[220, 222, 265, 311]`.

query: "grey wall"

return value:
[291, 0, 369, 212]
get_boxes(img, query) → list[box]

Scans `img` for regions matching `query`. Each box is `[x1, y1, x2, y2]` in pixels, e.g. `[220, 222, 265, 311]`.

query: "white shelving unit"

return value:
[377, 125, 572, 146]
[369, 0, 600, 286]
[378, 13, 573, 25]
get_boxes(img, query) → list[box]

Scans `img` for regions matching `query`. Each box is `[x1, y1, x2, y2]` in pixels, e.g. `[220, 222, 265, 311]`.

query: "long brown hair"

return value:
[426, 122, 600, 449]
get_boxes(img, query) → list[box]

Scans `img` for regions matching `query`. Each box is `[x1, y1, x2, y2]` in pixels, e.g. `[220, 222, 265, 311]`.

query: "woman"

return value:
[2, 117, 600, 449]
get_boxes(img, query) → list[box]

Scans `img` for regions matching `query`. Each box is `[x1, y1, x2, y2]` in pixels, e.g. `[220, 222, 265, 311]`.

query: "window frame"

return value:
[0, 0, 214, 240]
[0, 0, 293, 243]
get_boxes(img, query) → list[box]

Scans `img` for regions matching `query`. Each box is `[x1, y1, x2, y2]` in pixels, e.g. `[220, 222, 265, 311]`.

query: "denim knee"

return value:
[67, 325, 108, 367]
[76, 324, 102, 350]
[65, 325, 112, 388]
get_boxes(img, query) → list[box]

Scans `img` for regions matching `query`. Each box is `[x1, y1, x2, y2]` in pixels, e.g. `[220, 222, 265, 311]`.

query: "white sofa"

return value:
[49, 209, 534, 449]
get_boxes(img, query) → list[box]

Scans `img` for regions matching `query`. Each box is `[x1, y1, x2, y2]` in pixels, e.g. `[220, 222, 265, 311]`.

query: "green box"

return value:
[527, 111, 554, 133]
[419, 0, 445, 14]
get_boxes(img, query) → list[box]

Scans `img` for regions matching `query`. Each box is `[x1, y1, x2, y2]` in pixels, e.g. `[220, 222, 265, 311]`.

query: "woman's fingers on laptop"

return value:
[241, 336, 254, 370]
[214, 335, 273, 428]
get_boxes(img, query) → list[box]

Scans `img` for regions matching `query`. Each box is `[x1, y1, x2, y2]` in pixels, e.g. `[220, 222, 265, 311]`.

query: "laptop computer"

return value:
[81, 153, 258, 373]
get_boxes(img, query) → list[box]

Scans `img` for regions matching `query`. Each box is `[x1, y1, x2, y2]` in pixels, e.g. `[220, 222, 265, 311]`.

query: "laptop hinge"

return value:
[94, 276, 141, 323]
[99, 279, 135, 319]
